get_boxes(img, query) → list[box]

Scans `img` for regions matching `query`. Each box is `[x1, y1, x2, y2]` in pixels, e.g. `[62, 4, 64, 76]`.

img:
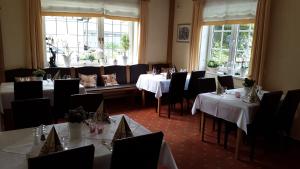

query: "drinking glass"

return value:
[152, 68, 157, 75]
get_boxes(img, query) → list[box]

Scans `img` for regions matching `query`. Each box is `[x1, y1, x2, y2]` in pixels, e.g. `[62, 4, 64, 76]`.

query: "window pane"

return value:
[222, 32, 231, 49]
[239, 24, 250, 30]
[214, 25, 222, 31]
[212, 32, 222, 48]
[224, 25, 232, 30]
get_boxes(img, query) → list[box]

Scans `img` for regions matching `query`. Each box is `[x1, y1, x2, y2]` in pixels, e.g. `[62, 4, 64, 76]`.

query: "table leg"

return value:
[235, 128, 243, 160]
[157, 97, 161, 114]
[142, 90, 145, 106]
[200, 112, 205, 141]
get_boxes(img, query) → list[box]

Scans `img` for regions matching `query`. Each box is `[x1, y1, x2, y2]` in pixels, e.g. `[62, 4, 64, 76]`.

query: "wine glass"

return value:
[152, 68, 157, 75]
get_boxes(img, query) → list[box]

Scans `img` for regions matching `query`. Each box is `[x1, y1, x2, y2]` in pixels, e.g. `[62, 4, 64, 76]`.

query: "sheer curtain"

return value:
[25, 0, 44, 69]
[249, 0, 272, 86]
[203, 0, 257, 23]
[41, 0, 140, 20]
[188, 0, 205, 72]
[138, 0, 149, 64]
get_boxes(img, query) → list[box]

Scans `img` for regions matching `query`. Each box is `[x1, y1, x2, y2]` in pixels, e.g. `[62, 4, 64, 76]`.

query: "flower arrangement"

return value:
[243, 78, 255, 87]
[33, 69, 46, 77]
[66, 106, 89, 123]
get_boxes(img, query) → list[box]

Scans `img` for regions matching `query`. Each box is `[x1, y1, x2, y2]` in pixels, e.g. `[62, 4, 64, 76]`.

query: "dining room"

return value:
[1, 0, 300, 169]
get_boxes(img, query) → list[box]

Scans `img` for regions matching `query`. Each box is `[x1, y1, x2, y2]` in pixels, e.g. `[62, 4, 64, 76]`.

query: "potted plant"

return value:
[207, 60, 219, 73]
[242, 78, 255, 96]
[121, 34, 130, 65]
[66, 106, 88, 139]
[32, 69, 46, 81]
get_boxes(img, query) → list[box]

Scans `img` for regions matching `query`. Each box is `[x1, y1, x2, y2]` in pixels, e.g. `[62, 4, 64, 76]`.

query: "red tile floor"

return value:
[107, 98, 300, 169]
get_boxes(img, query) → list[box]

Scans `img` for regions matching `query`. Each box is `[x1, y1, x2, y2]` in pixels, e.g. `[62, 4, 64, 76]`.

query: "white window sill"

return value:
[205, 71, 246, 80]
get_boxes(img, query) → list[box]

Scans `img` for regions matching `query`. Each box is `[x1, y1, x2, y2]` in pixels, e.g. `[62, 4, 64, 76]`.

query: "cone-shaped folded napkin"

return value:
[249, 85, 258, 103]
[39, 127, 63, 156]
[52, 70, 60, 80]
[112, 116, 133, 143]
[94, 101, 110, 123]
[216, 82, 224, 95]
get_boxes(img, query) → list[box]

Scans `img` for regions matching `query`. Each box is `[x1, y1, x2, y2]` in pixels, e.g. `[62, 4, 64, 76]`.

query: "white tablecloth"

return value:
[192, 88, 260, 134]
[0, 80, 86, 111]
[136, 74, 190, 98]
[0, 115, 178, 169]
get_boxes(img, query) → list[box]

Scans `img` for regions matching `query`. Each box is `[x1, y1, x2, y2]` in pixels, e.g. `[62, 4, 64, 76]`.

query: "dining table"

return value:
[0, 114, 178, 169]
[136, 73, 190, 114]
[191, 88, 261, 159]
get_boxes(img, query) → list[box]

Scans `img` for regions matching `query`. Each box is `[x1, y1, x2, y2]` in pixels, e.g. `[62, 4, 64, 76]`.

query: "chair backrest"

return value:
[253, 91, 283, 131]
[5, 68, 35, 82]
[217, 75, 234, 89]
[104, 66, 127, 84]
[28, 145, 95, 169]
[278, 89, 300, 134]
[197, 78, 216, 94]
[44, 67, 72, 80]
[110, 132, 164, 169]
[70, 93, 104, 112]
[187, 71, 206, 98]
[11, 98, 52, 129]
[168, 72, 187, 102]
[14, 81, 43, 100]
[54, 79, 80, 118]
[130, 64, 149, 83]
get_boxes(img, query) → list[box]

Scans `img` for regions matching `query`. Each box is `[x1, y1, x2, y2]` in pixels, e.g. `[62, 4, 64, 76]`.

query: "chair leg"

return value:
[224, 122, 229, 149]
[217, 119, 222, 145]
[168, 103, 171, 118]
[181, 100, 184, 116]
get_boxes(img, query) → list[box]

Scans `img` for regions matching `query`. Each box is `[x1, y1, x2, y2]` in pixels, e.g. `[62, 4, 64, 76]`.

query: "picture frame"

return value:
[177, 24, 191, 43]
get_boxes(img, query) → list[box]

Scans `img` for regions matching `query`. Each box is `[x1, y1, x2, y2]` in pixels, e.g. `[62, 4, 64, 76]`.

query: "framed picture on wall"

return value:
[177, 24, 191, 42]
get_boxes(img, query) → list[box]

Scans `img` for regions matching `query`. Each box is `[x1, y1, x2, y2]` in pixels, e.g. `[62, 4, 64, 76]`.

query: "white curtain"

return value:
[41, 0, 140, 18]
[203, 0, 257, 22]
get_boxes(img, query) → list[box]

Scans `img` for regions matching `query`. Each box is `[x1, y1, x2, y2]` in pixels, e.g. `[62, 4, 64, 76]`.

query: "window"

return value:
[44, 16, 138, 67]
[205, 24, 254, 77]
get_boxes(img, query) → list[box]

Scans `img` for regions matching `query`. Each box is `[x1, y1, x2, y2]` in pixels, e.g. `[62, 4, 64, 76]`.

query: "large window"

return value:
[205, 24, 254, 77]
[44, 16, 138, 67]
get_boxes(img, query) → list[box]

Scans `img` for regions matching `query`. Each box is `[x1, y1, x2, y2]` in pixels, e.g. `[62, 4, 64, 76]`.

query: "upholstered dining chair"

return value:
[245, 91, 283, 160]
[184, 71, 206, 110]
[53, 79, 80, 120]
[276, 89, 300, 145]
[70, 93, 104, 113]
[163, 72, 187, 118]
[11, 98, 52, 129]
[110, 132, 164, 169]
[217, 75, 234, 90]
[14, 81, 43, 100]
[28, 145, 95, 169]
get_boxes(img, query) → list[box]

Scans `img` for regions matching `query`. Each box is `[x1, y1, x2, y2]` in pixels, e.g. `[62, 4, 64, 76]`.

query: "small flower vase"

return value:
[113, 59, 118, 65]
[68, 123, 82, 140]
[244, 87, 251, 97]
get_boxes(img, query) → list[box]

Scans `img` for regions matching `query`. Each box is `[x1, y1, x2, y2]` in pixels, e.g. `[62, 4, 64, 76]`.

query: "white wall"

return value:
[172, 0, 193, 69]
[1, 0, 26, 69]
[146, 0, 170, 64]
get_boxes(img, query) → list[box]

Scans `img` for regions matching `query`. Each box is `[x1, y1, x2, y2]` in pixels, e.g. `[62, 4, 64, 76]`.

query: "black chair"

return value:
[110, 132, 164, 169]
[276, 89, 300, 145]
[70, 93, 104, 112]
[197, 78, 216, 94]
[130, 64, 149, 83]
[11, 98, 52, 129]
[247, 91, 283, 160]
[28, 145, 95, 169]
[162, 72, 187, 118]
[53, 79, 80, 120]
[184, 71, 206, 110]
[217, 75, 234, 89]
[151, 63, 170, 74]
[14, 81, 43, 100]
[5, 68, 35, 82]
